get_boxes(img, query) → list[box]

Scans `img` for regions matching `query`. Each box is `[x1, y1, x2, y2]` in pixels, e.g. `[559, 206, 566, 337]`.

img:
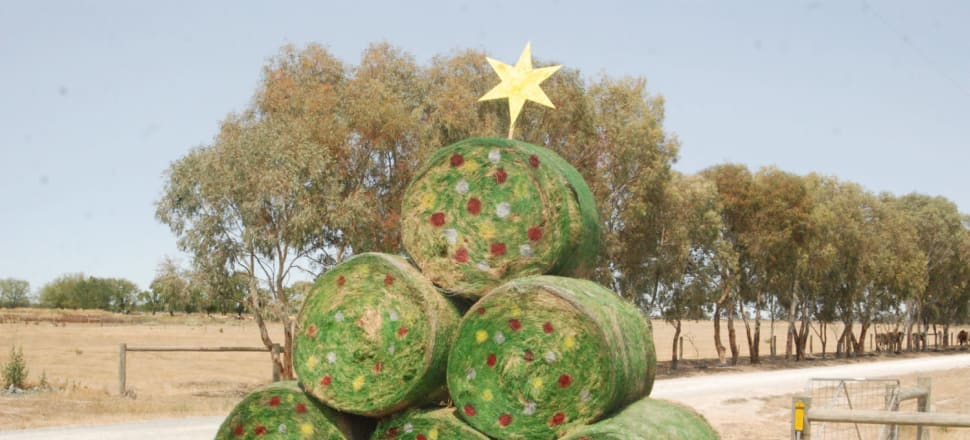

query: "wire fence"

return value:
[805, 378, 901, 440]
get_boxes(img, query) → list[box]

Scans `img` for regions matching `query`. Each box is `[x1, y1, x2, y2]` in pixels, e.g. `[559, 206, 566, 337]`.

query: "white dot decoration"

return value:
[488, 149, 502, 163]
[580, 388, 591, 402]
[334, 311, 345, 322]
[326, 351, 337, 364]
[388, 342, 396, 355]
[477, 260, 490, 272]
[389, 310, 399, 322]
[496, 202, 511, 218]
[403, 423, 414, 433]
[278, 424, 287, 433]
[466, 367, 477, 380]
[544, 351, 557, 363]
[524, 401, 537, 415]
[519, 244, 534, 257]
[455, 179, 470, 194]
[493, 331, 506, 344]
[444, 228, 458, 245]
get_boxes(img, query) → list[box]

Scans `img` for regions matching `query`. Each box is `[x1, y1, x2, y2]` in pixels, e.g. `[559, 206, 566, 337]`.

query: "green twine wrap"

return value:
[446, 275, 656, 439]
[401, 138, 600, 298]
[560, 398, 720, 439]
[214, 381, 353, 439]
[370, 407, 489, 440]
[294, 253, 461, 417]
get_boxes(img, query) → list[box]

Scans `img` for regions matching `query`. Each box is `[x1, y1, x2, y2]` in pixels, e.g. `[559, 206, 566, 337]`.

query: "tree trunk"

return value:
[752, 293, 762, 364]
[856, 322, 870, 354]
[671, 319, 682, 370]
[728, 296, 739, 366]
[714, 302, 726, 365]
[740, 300, 754, 363]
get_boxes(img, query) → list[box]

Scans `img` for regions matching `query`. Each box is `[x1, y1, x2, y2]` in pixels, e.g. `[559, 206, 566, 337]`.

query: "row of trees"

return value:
[154, 42, 969, 376]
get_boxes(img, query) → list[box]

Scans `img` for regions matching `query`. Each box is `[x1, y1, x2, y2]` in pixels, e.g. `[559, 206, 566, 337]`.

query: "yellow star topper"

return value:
[479, 42, 561, 139]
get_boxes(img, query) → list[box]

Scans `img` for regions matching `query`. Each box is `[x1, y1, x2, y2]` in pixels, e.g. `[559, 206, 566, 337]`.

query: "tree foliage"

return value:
[38, 274, 139, 312]
[0, 278, 30, 308]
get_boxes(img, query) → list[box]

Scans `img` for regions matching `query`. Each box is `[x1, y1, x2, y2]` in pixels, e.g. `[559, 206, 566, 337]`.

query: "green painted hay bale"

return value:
[214, 381, 353, 439]
[560, 398, 720, 439]
[294, 252, 461, 417]
[446, 275, 656, 439]
[401, 137, 600, 298]
[370, 407, 489, 440]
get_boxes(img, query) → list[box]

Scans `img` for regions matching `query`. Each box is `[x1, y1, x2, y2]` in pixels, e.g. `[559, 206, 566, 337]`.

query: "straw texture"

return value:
[214, 381, 353, 439]
[294, 253, 461, 417]
[560, 397, 720, 439]
[400, 137, 599, 298]
[446, 275, 656, 439]
[370, 407, 489, 440]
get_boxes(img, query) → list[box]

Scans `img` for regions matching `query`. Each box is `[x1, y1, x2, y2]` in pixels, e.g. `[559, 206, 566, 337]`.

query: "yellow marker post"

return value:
[794, 400, 805, 431]
[792, 397, 809, 440]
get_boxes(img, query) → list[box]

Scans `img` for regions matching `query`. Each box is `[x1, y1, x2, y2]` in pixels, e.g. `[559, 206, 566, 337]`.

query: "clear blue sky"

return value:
[2, 1, 968, 295]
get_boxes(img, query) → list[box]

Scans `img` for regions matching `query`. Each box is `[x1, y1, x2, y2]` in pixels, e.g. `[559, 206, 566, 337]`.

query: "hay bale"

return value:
[294, 252, 462, 417]
[370, 407, 489, 440]
[401, 137, 600, 298]
[446, 275, 656, 439]
[560, 398, 720, 439]
[214, 381, 354, 439]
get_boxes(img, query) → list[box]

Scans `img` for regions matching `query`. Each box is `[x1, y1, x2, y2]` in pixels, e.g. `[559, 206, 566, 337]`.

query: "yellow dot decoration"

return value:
[300, 423, 314, 436]
[563, 335, 577, 350]
[510, 304, 522, 318]
[479, 221, 497, 240]
[420, 192, 437, 210]
[306, 355, 318, 369]
[352, 375, 366, 391]
[532, 377, 544, 390]
[429, 428, 439, 440]
[482, 389, 494, 401]
[475, 330, 489, 343]
[463, 160, 481, 173]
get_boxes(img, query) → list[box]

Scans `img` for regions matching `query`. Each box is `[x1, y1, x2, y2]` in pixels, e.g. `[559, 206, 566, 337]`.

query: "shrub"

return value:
[2, 345, 28, 389]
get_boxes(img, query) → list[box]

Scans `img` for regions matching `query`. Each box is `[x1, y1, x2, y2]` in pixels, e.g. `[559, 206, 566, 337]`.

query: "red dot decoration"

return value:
[374, 362, 383, 373]
[499, 413, 513, 427]
[523, 350, 534, 362]
[416, 435, 427, 440]
[508, 319, 522, 331]
[464, 404, 477, 417]
[477, 307, 486, 315]
[491, 242, 507, 257]
[494, 168, 508, 184]
[321, 375, 332, 386]
[254, 425, 267, 435]
[430, 212, 446, 227]
[451, 153, 465, 167]
[337, 276, 345, 286]
[233, 424, 245, 436]
[543, 322, 554, 334]
[529, 155, 540, 168]
[528, 226, 544, 241]
[487, 353, 497, 367]
[397, 326, 409, 337]
[295, 403, 307, 414]
[384, 274, 395, 286]
[306, 325, 317, 338]
[455, 247, 469, 263]
[467, 197, 482, 215]
[549, 412, 566, 426]
[385, 427, 399, 438]
[268, 396, 281, 407]
[558, 374, 573, 388]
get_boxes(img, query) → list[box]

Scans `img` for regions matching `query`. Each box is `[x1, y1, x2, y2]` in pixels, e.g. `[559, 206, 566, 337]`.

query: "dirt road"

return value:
[3, 354, 969, 439]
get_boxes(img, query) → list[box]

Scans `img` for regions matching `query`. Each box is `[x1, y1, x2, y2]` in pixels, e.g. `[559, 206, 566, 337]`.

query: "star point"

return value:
[479, 42, 561, 138]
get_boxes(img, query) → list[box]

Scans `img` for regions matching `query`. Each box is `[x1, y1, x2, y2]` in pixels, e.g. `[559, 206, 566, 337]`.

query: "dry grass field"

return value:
[1, 309, 969, 438]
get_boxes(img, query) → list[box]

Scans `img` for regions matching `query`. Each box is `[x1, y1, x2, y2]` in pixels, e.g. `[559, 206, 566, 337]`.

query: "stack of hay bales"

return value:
[216, 137, 718, 439]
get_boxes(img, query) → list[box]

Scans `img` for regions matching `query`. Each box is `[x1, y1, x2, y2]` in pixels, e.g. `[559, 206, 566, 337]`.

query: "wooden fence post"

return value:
[271, 343, 281, 382]
[918, 377, 931, 440]
[118, 343, 127, 396]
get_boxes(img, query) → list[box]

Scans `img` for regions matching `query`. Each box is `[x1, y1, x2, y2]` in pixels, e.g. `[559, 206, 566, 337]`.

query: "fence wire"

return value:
[806, 378, 901, 440]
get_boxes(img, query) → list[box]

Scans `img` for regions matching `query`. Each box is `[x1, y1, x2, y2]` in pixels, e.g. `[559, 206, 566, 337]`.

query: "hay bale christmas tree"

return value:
[446, 275, 657, 439]
[214, 381, 354, 439]
[370, 407, 490, 440]
[294, 252, 461, 417]
[560, 397, 720, 440]
[400, 137, 600, 298]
